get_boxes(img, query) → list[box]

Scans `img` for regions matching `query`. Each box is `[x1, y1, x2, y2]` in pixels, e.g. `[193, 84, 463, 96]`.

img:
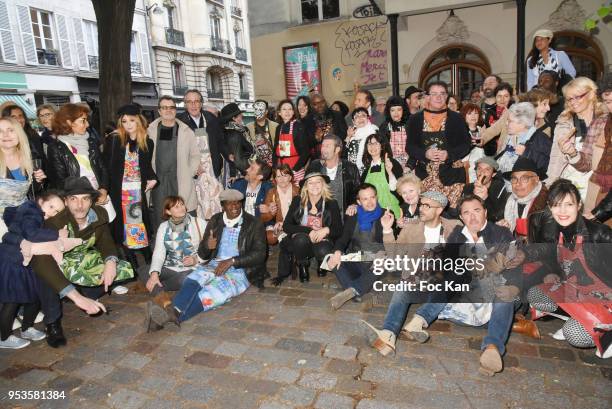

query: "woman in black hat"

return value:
[103, 104, 157, 269]
[278, 172, 342, 283]
[378, 96, 411, 173]
[220, 103, 254, 183]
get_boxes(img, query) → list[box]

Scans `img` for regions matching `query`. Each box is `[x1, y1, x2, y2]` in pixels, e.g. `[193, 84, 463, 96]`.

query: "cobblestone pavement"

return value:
[1, 250, 610, 409]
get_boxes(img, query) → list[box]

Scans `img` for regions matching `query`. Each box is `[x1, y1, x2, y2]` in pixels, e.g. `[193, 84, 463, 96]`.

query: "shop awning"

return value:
[0, 94, 37, 118]
[0, 72, 27, 89]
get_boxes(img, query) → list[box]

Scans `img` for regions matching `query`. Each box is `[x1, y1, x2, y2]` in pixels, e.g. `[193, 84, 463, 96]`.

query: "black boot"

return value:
[46, 320, 67, 348]
[124, 247, 139, 271]
[298, 264, 310, 283]
[317, 268, 327, 277]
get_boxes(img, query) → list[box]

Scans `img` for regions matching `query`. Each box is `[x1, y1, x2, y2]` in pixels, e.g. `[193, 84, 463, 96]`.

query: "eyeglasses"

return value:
[75, 117, 89, 124]
[418, 202, 441, 209]
[510, 175, 537, 184]
[353, 113, 368, 119]
[38, 113, 53, 118]
[160, 106, 177, 111]
[566, 91, 589, 104]
[428, 92, 447, 98]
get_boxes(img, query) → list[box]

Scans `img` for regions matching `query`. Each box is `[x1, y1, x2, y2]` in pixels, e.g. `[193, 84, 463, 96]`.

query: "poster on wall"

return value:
[283, 43, 322, 100]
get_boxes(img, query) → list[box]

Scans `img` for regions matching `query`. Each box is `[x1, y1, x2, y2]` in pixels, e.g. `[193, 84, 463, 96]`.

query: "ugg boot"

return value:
[512, 317, 541, 339]
[360, 320, 396, 356]
[479, 344, 503, 376]
[401, 315, 430, 343]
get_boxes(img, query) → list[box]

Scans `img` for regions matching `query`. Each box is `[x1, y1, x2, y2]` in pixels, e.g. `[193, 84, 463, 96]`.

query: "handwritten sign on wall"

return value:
[333, 19, 388, 87]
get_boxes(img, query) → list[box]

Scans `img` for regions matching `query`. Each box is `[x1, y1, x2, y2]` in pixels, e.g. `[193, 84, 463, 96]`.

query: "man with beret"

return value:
[404, 86, 424, 117]
[361, 189, 460, 356]
[462, 157, 509, 222]
[146, 189, 267, 329]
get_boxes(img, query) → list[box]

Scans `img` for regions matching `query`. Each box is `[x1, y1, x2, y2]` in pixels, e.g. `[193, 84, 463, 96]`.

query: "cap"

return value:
[219, 189, 245, 202]
[420, 190, 449, 208]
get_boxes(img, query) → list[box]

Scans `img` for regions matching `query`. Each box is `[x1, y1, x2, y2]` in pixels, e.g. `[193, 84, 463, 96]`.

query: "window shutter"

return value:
[139, 32, 151, 77]
[15, 4, 37, 65]
[71, 18, 88, 70]
[0, 1, 15, 62]
[55, 14, 73, 68]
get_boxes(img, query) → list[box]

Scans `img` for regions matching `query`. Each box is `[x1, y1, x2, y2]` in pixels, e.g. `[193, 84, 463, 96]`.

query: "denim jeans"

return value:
[172, 278, 204, 322]
[383, 290, 447, 335]
[334, 262, 377, 296]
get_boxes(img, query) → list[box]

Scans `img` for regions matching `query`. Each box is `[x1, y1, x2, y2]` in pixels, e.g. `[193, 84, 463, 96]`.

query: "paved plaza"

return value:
[0, 250, 610, 409]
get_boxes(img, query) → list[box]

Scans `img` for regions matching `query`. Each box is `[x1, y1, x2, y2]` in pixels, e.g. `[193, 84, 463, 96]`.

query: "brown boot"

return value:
[512, 317, 541, 339]
[152, 291, 173, 309]
[479, 344, 503, 376]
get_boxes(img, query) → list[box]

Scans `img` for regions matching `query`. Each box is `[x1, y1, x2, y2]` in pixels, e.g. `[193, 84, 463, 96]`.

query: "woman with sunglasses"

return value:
[546, 77, 608, 212]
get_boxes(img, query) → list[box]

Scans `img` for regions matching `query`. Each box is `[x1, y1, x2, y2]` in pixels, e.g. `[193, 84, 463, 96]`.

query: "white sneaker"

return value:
[0, 335, 30, 349]
[112, 285, 129, 295]
[34, 311, 44, 324]
[21, 327, 46, 341]
[12, 318, 22, 330]
[551, 327, 565, 340]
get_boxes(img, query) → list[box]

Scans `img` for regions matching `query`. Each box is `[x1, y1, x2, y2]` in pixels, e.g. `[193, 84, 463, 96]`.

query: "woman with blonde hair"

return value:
[280, 172, 342, 282]
[546, 77, 608, 212]
[396, 173, 422, 226]
[103, 104, 157, 269]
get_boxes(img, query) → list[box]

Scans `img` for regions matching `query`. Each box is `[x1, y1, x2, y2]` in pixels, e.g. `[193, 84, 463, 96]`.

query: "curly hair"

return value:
[52, 103, 90, 136]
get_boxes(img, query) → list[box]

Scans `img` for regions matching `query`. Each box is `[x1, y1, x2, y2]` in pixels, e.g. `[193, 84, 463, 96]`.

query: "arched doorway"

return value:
[552, 31, 604, 81]
[419, 45, 491, 102]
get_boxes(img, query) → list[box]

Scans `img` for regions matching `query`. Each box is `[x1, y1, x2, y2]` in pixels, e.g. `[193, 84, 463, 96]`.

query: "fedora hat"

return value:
[63, 176, 100, 198]
[299, 172, 330, 188]
[502, 157, 547, 181]
[220, 103, 242, 123]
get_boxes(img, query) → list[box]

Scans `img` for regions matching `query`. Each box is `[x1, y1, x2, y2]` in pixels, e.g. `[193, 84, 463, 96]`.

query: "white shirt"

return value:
[245, 184, 261, 216]
[190, 113, 205, 128]
[424, 224, 444, 245]
[326, 165, 338, 180]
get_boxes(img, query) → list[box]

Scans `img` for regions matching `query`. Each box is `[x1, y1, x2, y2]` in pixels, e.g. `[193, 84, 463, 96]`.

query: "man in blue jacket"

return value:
[230, 159, 273, 219]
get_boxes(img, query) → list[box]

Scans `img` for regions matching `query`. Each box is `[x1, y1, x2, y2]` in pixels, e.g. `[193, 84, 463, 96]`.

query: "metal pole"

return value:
[388, 13, 400, 96]
[516, 0, 527, 92]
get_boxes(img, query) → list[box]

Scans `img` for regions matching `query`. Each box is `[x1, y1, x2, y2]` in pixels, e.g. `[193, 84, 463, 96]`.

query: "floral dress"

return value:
[121, 149, 147, 248]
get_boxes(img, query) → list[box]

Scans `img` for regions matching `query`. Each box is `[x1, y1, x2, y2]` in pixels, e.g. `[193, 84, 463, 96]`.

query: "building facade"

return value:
[0, 0, 156, 118]
[146, 0, 254, 115]
[249, 0, 612, 105]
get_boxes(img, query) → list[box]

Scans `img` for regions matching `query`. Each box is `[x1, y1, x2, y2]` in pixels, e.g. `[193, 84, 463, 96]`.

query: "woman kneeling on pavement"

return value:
[146, 189, 266, 330]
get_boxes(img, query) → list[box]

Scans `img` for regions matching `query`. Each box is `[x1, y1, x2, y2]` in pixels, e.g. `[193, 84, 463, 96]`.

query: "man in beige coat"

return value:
[147, 96, 201, 229]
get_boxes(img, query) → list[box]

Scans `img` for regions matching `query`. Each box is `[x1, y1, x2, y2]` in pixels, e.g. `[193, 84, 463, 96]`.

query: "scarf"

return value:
[424, 109, 447, 132]
[357, 204, 382, 232]
[536, 48, 559, 74]
[169, 215, 188, 233]
[225, 121, 249, 136]
[59, 132, 90, 154]
[504, 181, 543, 231]
[223, 211, 243, 228]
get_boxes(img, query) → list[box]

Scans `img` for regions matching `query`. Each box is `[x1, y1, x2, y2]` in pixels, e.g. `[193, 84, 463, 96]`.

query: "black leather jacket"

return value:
[305, 159, 361, 211]
[46, 136, 109, 190]
[592, 191, 612, 223]
[283, 197, 343, 242]
[198, 211, 267, 283]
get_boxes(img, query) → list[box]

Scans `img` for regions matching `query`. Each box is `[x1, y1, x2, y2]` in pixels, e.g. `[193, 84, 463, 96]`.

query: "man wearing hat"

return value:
[361, 189, 461, 355]
[177, 89, 224, 178]
[498, 157, 548, 237]
[146, 188, 266, 330]
[462, 157, 509, 222]
[220, 102, 254, 184]
[526, 28, 576, 90]
[147, 96, 201, 230]
[31, 177, 134, 346]
[404, 85, 424, 117]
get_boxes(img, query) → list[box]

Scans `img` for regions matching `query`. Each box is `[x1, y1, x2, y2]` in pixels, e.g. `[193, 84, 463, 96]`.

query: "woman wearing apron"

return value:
[525, 179, 612, 358]
[360, 133, 403, 218]
[273, 100, 310, 185]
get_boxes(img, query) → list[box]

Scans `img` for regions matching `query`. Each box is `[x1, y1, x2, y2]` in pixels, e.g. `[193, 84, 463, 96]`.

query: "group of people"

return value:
[0, 28, 610, 378]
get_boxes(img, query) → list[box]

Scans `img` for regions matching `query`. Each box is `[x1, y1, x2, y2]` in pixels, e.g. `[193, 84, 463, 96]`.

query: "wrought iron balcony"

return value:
[211, 37, 232, 54]
[88, 55, 99, 70]
[231, 6, 242, 17]
[173, 85, 188, 96]
[236, 47, 247, 61]
[165, 28, 185, 47]
[208, 90, 224, 99]
[130, 62, 142, 74]
[239, 91, 249, 100]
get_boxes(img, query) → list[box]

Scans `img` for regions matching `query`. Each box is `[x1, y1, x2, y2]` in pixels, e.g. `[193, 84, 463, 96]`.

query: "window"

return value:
[30, 8, 57, 65]
[234, 21, 243, 48]
[420, 45, 491, 102]
[172, 61, 187, 94]
[301, 0, 339, 23]
[209, 6, 222, 39]
[130, 32, 141, 75]
[83, 21, 98, 69]
[207, 71, 223, 99]
[552, 31, 604, 81]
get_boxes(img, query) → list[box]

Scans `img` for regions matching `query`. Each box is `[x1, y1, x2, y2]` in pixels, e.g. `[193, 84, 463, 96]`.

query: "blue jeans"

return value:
[334, 262, 377, 296]
[415, 301, 515, 355]
[172, 278, 204, 322]
[383, 290, 446, 335]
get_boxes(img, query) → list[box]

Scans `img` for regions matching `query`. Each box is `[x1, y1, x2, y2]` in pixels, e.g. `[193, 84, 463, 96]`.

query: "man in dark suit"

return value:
[177, 89, 224, 178]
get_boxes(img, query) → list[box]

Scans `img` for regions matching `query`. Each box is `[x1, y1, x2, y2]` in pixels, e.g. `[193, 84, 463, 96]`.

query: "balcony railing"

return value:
[36, 48, 59, 66]
[208, 90, 224, 99]
[130, 62, 142, 75]
[211, 37, 232, 54]
[165, 28, 185, 47]
[231, 6, 242, 17]
[236, 47, 247, 61]
[239, 91, 249, 100]
[173, 85, 188, 96]
[88, 55, 99, 70]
